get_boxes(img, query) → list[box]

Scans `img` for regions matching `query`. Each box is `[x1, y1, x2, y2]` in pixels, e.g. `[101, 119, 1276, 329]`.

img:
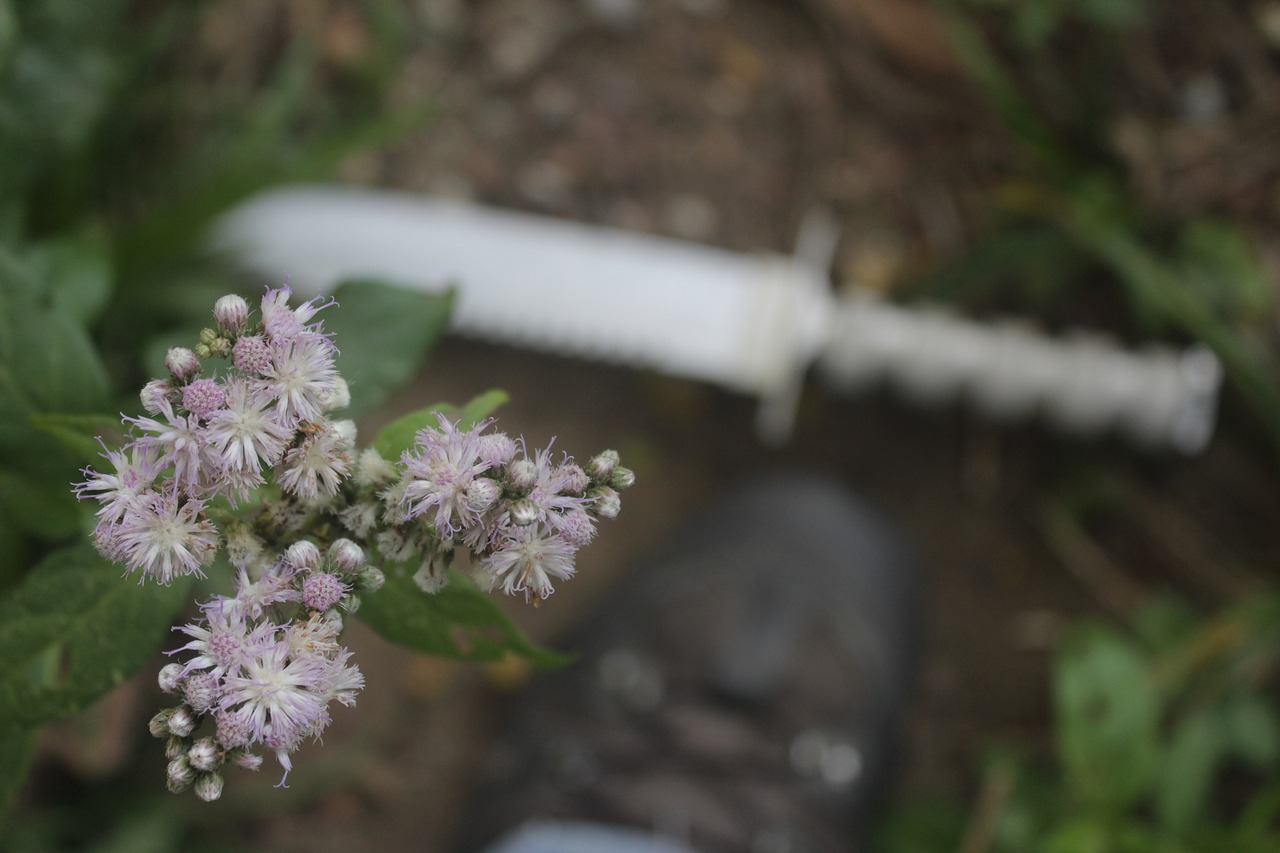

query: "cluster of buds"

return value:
[367, 417, 635, 604]
[148, 538, 374, 797]
[73, 286, 631, 798]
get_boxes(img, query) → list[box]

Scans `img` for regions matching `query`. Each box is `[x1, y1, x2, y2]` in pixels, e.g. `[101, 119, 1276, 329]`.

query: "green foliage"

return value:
[358, 567, 568, 668]
[922, 0, 1280, 462]
[372, 389, 510, 460]
[323, 280, 455, 418]
[0, 0, 531, 824]
[1056, 627, 1161, 813]
[0, 544, 193, 736]
[879, 599, 1280, 852]
[0, 248, 112, 545]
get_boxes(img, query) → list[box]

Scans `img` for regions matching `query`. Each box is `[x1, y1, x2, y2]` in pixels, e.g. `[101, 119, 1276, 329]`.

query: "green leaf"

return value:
[24, 229, 113, 326]
[457, 388, 509, 429]
[1157, 708, 1224, 834]
[0, 543, 192, 735]
[1224, 692, 1280, 769]
[1055, 626, 1161, 813]
[0, 466, 81, 541]
[28, 412, 120, 464]
[358, 565, 567, 668]
[321, 280, 454, 418]
[371, 389, 508, 461]
[0, 247, 110, 459]
[0, 725, 36, 827]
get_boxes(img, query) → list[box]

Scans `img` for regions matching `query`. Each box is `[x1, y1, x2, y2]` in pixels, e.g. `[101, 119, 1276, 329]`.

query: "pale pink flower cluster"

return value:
[72, 287, 632, 800]
[153, 538, 371, 797]
[76, 287, 353, 584]
[390, 416, 634, 604]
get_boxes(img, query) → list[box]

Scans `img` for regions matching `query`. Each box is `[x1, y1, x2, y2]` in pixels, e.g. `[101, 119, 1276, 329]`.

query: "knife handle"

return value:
[816, 293, 1222, 453]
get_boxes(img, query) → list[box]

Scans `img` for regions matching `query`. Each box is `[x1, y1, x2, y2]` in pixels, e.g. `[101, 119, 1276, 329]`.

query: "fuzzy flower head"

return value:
[255, 334, 339, 428]
[400, 415, 494, 537]
[74, 442, 163, 527]
[115, 493, 219, 584]
[481, 524, 577, 604]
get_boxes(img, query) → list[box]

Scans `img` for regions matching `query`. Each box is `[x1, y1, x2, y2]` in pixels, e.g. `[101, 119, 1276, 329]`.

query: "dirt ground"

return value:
[19, 0, 1280, 849]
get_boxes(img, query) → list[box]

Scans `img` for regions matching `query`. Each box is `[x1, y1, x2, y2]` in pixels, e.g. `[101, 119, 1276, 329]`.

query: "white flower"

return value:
[277, 422, 352, 500]
[115, 493, 219, 584]
[204, 380, 292, 475]
[255, 334, 339, 427]
[481, 524, 577, 603]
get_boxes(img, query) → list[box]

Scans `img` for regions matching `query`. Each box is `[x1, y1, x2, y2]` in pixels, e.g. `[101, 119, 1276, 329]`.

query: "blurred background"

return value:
[4, 0, 1280, 850]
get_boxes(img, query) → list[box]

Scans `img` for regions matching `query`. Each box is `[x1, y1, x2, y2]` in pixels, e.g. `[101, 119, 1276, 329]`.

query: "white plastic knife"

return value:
[210, 184, 1222, 452]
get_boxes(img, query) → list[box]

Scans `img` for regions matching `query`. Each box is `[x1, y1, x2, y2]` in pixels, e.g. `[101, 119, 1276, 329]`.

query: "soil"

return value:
[18, 0, 1280, 850]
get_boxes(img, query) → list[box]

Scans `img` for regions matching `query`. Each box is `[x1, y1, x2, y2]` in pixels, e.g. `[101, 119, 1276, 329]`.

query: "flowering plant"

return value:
[40, 285, 630, 802]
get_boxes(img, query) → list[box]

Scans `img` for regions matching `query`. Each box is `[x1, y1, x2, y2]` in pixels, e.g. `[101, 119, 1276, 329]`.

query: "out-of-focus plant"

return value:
[917, 1, 1280, 461]
[879, 597, 1280, 852]
[1, 0, 614, 832]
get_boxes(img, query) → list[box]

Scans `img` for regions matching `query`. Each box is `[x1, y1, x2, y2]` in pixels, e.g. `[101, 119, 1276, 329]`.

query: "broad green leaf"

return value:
[26, 229, 113, 326]
[1157, 708, 1223, 834]
[0, 248, 110, 459]
[322, 280, 454, 418]
[372, 404, 451, 461]
[1055, 626, 1161, 813]
[0, 725, 36, 827]
[457, 388, 508, 429]
[372, 389, 508, 460]
[1224, 692, 1280, 769]
[358, 565, 567, 668]
[28, 412, 120, 464]
[0, 543, 192, 735]
[0, 513, 28, 592]
[0, 467, 80, 541]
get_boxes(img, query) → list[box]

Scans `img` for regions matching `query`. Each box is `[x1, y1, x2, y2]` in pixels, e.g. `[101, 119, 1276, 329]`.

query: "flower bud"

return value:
[149, 708, 175, 738]
[319, 377, 352, 412]
[329, 538, 365, 572]
[342, 593, 362, 614]
[167, 705, 196, 737]
[140, 379, 173, 415]
[557, 464, 589, 494]
[332, 417, 357, 445]
[182, 671, 220, 713]
[286, 540, 322, 570]
[588, 450, 620, 480]
[591, 486, 621, 519]
[182, 378, 226, 418]
[231, 750, 263, 771]
[413, 552, 450, 594]
[466, 478, 501, 514]
[356, 566, 386, 594]
[558, 507, 596, 547]
[609, 466, 635, 490]
[232, 335, 272, 375]
[198, 328, 218, 346]
[166, 756, 195, 793]
[302, 572, 346, 612]
[510, 498, 538, 526]
[194, 772, 224, 802]
[355, 448, 396, 487]
[165, 347, 201, 382]
[478, 432, 517, 467]
[508, 458, 538, 491]
[157, 663, 186, 694]
[165, 735, 188, 759]
[188, 737, 221, 773]
[214, 294, 250, 333]
[225, 524, 265, 571]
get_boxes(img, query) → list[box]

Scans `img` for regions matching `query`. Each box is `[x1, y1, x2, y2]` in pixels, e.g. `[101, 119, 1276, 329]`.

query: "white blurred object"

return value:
[211, 185, 1222, 452]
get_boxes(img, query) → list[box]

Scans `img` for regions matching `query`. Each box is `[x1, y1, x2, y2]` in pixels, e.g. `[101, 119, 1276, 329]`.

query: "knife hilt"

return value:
[816, 293, 1222, 453]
